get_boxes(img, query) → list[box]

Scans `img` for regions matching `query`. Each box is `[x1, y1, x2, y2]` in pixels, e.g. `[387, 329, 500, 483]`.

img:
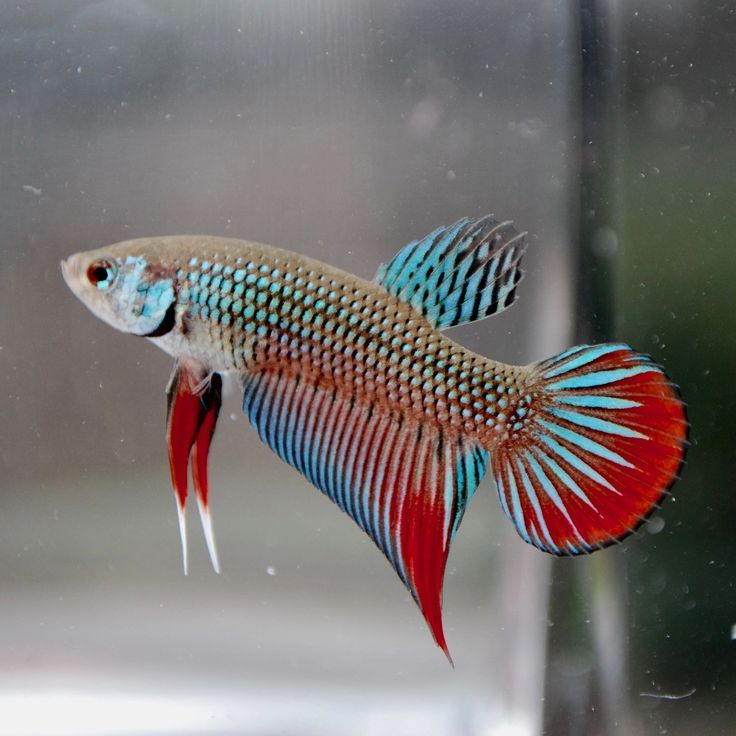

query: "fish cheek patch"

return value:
[143, 299, 177, 337]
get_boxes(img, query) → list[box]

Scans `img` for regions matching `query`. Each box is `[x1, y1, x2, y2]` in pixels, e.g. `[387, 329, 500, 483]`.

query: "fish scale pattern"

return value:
[171, 243, 526, 445]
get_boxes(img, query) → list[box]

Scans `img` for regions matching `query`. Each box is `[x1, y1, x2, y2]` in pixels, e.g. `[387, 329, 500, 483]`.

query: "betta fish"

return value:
[62, 216, 688, 659]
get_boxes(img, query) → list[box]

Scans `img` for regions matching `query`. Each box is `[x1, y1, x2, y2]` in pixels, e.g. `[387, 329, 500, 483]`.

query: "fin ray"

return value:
[492, 344, 688, 555]
[242, 367, 489, 656]
[375, 216, 527, 329]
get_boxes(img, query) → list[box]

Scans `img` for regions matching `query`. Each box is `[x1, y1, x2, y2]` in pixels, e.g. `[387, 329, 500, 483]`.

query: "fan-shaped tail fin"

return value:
[490, 344, 688, 554]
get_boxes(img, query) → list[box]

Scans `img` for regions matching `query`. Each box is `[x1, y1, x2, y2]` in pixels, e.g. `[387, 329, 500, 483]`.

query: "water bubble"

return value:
[407, 98, 441, 138]
[592, 227, 619, 258]
[645, 84, 685, 131]
[646, 516, 665, 535]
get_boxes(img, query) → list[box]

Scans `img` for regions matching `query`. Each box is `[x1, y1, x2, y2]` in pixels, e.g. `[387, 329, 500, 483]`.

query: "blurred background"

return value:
[0, 1, 733, 734]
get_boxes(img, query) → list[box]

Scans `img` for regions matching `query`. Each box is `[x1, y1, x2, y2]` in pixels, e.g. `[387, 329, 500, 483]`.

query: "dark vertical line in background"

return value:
[576, 0, 615, 344]
[542, 2, 634, 735]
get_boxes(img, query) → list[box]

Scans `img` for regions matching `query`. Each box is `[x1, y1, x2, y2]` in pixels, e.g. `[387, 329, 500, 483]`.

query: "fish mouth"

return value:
[61, 254, 83, 292]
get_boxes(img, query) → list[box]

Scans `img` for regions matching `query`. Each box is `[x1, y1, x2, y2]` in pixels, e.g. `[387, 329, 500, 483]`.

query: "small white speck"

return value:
[446, 170, 456, 182]
[23, 185, 42, 196]
[266, 566, 276, 576]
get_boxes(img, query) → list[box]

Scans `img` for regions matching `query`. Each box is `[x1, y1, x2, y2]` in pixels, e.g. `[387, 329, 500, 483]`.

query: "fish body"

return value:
[62, 217, 688, 659]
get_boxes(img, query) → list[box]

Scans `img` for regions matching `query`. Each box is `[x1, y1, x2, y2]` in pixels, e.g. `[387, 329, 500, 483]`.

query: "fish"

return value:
[61, 215, 688, 659]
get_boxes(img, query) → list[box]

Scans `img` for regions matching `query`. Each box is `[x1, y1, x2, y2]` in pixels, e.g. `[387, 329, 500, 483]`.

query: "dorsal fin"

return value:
[375, 215, 527, 329]
[241, 367, 489, 659]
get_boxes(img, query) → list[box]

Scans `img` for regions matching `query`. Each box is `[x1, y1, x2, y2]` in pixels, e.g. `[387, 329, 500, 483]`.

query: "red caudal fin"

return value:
[492, 344, 688, 554]
[241, 367, 489, 659]
[165, 362, 222, 573]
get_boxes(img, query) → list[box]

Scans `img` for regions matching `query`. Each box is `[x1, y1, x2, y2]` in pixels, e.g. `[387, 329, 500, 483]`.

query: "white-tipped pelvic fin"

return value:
[197, 496, 221, 574]
[176, 501, 189, 576]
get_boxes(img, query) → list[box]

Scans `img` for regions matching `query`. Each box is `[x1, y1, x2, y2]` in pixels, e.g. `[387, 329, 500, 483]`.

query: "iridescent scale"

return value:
[173, 243, 528, 447]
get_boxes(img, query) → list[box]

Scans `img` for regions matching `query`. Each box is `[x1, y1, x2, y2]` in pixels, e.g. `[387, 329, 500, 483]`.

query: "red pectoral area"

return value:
[492, 344, 688, 554]
[166, 363, 222, 574]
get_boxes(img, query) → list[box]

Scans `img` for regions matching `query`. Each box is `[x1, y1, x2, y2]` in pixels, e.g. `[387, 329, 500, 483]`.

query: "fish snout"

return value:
[61, 253, 84, 290]
[59, 256, 79, 284]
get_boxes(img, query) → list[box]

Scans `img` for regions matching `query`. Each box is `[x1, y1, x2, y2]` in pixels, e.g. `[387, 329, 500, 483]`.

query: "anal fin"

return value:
[242, 368, 489, 658]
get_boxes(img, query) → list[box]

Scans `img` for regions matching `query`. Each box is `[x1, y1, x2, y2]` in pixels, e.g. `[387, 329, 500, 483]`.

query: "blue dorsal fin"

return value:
[375, 216, 528, 329]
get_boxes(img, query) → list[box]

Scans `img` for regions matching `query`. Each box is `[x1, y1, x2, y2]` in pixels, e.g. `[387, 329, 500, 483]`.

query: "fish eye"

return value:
[87, 260, 115, 287]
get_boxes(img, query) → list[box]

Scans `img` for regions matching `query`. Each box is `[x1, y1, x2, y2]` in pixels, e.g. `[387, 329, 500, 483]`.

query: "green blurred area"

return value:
[618, 126, 736, 723]
[546, 4, 736, 732]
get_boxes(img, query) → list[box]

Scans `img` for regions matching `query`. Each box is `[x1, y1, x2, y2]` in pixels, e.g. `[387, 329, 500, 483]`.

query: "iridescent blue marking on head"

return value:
[62, 250, 177, 338]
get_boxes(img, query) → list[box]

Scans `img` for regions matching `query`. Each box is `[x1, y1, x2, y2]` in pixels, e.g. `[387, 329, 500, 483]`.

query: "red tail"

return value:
[491, 344, 688, 554]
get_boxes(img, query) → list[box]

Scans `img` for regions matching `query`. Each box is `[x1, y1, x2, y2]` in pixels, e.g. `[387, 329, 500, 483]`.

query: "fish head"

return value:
[62, 240, 177, 337]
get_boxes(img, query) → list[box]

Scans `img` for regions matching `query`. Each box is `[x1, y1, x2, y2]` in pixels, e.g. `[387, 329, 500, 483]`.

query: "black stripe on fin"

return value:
[374, 216, 528, 329]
